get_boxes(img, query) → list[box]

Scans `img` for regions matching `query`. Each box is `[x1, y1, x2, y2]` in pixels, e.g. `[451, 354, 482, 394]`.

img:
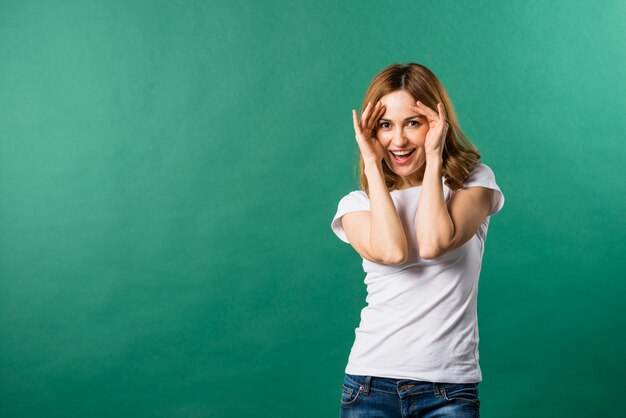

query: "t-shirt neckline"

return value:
[392, 185, 422, 192]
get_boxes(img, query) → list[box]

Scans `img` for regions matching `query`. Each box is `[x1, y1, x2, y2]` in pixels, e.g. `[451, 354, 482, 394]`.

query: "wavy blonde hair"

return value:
[356, 63, 480, 194]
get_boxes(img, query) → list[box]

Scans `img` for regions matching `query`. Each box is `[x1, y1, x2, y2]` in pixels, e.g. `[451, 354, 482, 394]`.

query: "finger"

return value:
[412, 101, 448, 132]
[437, 102, 448, 121]
[408, 104, 432, 121]
[412, 100, 440, 121]
[436, 103, 449, 133]
[352, 109, 363, 138]
[364, 100, 382, 126]
[360, 101, 374, 126]
[417, 100, 439, 120]
[367, 102, 385, 129]
[375, 103, 386, 120]
[375, 104, 387, 131]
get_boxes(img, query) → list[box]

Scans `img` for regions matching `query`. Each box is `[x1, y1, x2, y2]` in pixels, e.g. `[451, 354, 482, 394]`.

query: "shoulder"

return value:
[460, 162, 505, 216]
[338, 190, 370, 208]
[464, 163, 498, 188]
[331, 190, 370, 243]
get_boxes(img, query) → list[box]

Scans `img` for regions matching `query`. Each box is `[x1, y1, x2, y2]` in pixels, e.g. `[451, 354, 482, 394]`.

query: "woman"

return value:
[330, 63, 505, 417]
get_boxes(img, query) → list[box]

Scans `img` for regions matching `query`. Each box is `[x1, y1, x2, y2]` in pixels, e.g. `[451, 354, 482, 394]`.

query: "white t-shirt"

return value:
[330, 163, 504, 383]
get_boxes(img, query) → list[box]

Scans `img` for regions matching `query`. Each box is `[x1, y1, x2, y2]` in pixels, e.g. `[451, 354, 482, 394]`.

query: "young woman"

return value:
[331, 63, 505, 417]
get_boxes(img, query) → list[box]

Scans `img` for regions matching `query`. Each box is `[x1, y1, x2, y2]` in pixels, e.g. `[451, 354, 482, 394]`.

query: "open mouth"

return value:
[389, 149, 416, 164]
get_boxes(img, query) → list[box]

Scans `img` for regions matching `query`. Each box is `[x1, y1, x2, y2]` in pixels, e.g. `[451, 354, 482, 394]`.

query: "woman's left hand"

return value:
[410, 101, 449, 159]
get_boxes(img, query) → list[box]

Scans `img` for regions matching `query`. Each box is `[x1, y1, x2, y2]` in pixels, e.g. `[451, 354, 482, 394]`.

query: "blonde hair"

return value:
[355, 63, 480, 194]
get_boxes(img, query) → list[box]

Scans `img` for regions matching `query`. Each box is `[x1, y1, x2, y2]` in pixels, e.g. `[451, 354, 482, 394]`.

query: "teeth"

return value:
[391, 149, 414, 156]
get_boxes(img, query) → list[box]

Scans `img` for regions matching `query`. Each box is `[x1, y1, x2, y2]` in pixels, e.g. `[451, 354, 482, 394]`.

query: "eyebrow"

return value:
[379, 115, 423, 122]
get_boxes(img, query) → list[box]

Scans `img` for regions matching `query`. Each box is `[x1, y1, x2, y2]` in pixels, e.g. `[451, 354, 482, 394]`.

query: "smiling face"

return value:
[376, 89, 429, 189]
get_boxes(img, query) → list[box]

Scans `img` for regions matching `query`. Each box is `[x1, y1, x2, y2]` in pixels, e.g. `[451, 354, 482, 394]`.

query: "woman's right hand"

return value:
[352, 101, 386, 166]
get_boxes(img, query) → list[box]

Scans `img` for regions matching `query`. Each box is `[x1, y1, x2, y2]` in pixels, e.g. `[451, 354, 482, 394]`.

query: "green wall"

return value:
[1, 1, 624, 417]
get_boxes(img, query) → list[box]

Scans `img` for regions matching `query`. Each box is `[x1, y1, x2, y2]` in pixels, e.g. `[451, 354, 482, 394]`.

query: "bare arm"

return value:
[415, 156, 493, 259]
[341, 101, 408, 265]
[343, 162, 408, 264]
[411, 100, 493, 259]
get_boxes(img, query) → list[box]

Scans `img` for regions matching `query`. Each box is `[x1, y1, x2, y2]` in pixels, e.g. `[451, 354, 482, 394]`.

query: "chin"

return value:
[385, 163, 426, 184]
[394, 167, 417, 177]
[385, 160, 420, 173]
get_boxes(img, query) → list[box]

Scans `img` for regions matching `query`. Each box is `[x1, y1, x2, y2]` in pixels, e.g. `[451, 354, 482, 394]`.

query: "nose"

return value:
[391, 127, 409, 147]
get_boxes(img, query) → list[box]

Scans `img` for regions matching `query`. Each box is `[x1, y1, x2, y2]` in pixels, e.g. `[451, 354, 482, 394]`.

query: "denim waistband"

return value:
[344, 373, 474, 396]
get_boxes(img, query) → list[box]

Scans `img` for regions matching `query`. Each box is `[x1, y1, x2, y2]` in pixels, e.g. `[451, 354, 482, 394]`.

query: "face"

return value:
[375, 90, 429, 189]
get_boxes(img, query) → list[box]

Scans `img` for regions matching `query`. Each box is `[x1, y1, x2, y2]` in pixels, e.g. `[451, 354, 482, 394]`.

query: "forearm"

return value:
[415, 156, 454, 258]
[364, 162, 408, 263]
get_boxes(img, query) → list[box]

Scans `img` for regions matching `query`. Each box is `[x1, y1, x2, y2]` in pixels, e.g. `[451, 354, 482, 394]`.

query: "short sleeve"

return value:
[463, 163, 505, 216]
[330, 191, 370, 243]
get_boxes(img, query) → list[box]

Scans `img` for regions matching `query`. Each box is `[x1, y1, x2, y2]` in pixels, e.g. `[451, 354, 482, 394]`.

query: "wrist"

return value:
[364, 161, 383, 176]
[425, 154, 443, 166]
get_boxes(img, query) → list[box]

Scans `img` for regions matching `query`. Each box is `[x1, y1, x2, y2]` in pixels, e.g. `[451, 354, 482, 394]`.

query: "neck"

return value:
[396, 163, 427, 189]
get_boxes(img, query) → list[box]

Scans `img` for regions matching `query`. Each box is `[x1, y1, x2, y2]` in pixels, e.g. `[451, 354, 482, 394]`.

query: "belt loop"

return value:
[361, 376, 372, 395]
[433, 383, 440, 397]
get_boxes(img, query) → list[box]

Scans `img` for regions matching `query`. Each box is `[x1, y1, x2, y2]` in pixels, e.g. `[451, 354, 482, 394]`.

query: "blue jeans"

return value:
[340, 373, 480, 418]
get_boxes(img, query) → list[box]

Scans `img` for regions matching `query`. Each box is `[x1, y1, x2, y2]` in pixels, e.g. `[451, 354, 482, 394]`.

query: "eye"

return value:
[379, 122, 390, 129]
[407, 120, 421, 127]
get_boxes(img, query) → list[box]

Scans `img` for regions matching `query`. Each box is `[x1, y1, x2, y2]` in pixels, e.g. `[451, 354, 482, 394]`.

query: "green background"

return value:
[1, 1, 624, 417]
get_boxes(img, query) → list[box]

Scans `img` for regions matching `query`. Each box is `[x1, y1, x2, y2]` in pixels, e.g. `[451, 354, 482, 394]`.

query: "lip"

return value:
[389, 149, 416, 165]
